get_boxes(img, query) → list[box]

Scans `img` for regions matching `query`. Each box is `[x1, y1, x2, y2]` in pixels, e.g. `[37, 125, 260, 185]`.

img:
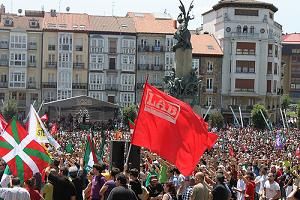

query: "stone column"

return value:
[175, 48, 192, 78]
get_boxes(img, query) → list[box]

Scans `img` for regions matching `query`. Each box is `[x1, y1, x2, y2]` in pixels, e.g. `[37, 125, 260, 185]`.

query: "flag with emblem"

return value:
[28, 105, 60, 149]
[84, 135, 99, 170]
[0, 118, 52, 184]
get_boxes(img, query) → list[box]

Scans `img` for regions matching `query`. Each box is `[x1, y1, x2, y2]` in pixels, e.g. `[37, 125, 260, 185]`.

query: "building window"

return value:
[90, 55, 104, 70]
[75, 38, 83, 51]
[274, 63, 278, 75]
[235, 79, 254, 92]
[248, 98, 255, 106]
[273, 80, 277, 93]
[10, 34, 27, 49]
[121, 55, 135, 71]
[237, 25, 241, 33]
[236, 42, 256, 55]
[89, 91, 104, 101]
[154, 56, 160, 66]
[0, 93, 5, 100]
[9, 72, 26, 88]
[121, 74, 135, 91]
[267, 62, 273, 74]
[109, 58, 116, 70]
[89, 73, 104, 90]
[58, 33, 72, 51]
[120, 93, 135, 107]
[235, 9, 259, 16]
[269, 12, 274, 19]
[268, 44, 273, 57]
[207, 61, 214, 72]
[250, 26, 255, 34]
[109, 39, 117, 53]
[10, 53, 26, 67]
[90, 38, 104, 53]
[192, 59, 199, 72]
[267, 80, 271, 93]
[48, 45, 56, 51]
[206, 96, 213, 106]
[29, 55, 36, 65]
[206, 78, 213, 91]
[122, 39, 135, 54]
[243, 25, 248, 33]
[57, 90, 72, 100]
[236, 60, 255, 73]
[274, 45, 278, 57]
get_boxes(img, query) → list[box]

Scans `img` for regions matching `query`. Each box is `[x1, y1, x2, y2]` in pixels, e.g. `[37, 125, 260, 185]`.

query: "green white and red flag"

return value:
[84, 135, 99, 170]
[0, 118, 52, 184]
[128, 118, 136, 134]
[0, 113, 7, 133]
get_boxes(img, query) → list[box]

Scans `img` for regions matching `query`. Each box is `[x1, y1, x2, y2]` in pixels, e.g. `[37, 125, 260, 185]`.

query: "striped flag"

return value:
[84, 135, 99, 170]
[0, 165, 11, 187]
[0, 118, 52, 184]
[128, 118, 136, 134]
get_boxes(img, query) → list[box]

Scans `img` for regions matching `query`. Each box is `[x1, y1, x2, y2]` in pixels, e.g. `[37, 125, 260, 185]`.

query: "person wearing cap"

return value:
[147, 175, 164, 200]
[107, 173, 138, 200]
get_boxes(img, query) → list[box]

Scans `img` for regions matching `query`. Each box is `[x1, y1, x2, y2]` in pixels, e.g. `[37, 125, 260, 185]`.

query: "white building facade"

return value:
[202, 0, 282, 123]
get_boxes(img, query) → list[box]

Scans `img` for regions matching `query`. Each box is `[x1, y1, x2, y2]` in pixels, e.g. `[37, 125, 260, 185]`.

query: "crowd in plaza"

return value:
[0, 122, 299, 200]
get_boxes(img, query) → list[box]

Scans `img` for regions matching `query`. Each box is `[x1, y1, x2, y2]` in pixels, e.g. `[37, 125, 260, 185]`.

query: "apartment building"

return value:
[202, 0, 282, 123]
[0, 11, 44, 118]
[127, 12, 176, 103]
[42, 11, 89, 102]
[88, 16, 136, 107]
[282, 33, 300, 102]
[191, 33, 223, 117]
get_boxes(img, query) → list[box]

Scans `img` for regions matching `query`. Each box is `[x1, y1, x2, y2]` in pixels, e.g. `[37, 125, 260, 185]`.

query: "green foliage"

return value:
[251, 104, 268, 130]
[2, 99, 18, 121]
[281, 95, 291, 110]
[209, 112, 224, 129]
[122, 105, 137, 128]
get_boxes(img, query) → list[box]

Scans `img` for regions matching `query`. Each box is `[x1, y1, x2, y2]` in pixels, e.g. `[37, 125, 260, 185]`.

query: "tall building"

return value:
[282, 33, 300, 102]
[0, 11, 44, 118]
[88, 16, 136, 107]
[127, 12, 177, 103]
[42, 11, 89, 102]
[191, 33, 223, 117]
[202, 0, 282, 123]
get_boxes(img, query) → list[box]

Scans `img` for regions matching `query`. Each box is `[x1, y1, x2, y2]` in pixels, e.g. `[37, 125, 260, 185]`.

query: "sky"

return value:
[0, 0, 298, 33]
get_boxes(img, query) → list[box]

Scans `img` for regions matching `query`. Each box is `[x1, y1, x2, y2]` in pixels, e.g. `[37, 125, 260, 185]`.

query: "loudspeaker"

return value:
[110, 141, 125, 172]
[127, 144, 141, 170]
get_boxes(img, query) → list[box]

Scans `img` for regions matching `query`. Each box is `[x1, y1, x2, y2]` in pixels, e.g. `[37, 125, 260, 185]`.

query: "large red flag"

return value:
[131, 83, 211, 176]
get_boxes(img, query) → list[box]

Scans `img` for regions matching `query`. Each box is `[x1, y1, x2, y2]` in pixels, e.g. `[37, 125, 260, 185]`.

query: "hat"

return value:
[69, 166, 78, 173]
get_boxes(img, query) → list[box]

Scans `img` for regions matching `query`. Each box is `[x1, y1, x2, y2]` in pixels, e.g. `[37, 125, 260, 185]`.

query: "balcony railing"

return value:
[90, 47, 104, 53]
[105, 84, 119, 91]
[231, 32, 260, 39]
[45, 62, 57, 68]
[0, 59, 8, 66]
[234, 88, 255, 92]
[152, 46, 164, 52]
[42, 82, 57, 88]
[72, 83, 87, 90]
[138, 64, 149, 70]
[0, 43, 9, 49]
[138, 45, 150, 52]
[73, 62, 84, 69]
[28, 62, 36, 67]
[27, 81, 37, 89]
[150, 64, 163, 71]
[28, 43, 37, 50]
[0, 82, 8, 88]
[109, 48, 117, 54]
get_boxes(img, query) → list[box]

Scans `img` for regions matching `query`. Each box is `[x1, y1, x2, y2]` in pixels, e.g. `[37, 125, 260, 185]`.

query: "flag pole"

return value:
[37, 100, 44, 114]
[24, 101, 36, 122]
[203, 105, 211, 120]
[279, 108, 286, 129]
[239, 106, 244, 128]
[229, 106, 240, 127]
[283, 109, 290, 130]
[259, 109, 271, 130]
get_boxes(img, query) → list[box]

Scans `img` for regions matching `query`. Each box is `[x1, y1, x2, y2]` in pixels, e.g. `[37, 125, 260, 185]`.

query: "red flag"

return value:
[229, 145, 235, 157]
[40, 114, 48, 122]
[207, 132, 218, 149]
[0, 113, 7, 133]
[296, 146, 300, 159]
[131, 83, 209, 176]
[50, 123, 58, 135]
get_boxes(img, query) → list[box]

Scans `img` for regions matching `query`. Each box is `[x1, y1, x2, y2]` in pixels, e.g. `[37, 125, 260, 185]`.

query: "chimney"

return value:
[0, 4, 5, 15]
[50, 9, 57, 17]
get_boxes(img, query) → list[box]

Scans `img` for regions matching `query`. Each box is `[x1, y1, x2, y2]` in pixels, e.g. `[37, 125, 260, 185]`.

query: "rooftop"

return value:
[282, 33, 300, 44]
[0, 14, 44, 31]
[89, 16, 135, 33]
[191, 34, 223, 56]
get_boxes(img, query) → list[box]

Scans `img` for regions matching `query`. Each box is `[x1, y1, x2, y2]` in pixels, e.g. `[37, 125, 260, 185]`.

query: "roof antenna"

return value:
[10, 0, 13, 13]
[112, 1, 115, 16]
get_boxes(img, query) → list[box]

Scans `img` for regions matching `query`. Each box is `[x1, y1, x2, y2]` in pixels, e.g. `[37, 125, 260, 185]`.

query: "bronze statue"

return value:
[173, 0, 194, 51]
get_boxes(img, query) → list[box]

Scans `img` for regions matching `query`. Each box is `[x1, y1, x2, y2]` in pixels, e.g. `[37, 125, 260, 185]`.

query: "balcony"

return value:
[231, 32, 260, 39]
[152, 46, 164, 52]
[0, 82, 8, 88]
[90, 47, 104, 54]
[42, 82, 57, 88]
[122, 48, 136, 54]
[109, 48, 117, 54]
[72, 83, 87, 90]
[150, 64, 163, 71]
[18, 100, 26, 107]
[0, 59, 8, 66]
[138, 45, 150, 52]
[28, 43, 37, 50]
[75, 45, 83, 51]
[73, 62, 84, 69]
[45, 62, 57, 68]
[27, 81, 37, 89]
[138, 64, 149, 70]
[28, 62, 36, 67]
[105, 84, 119, 91]
[0, 42, 9, 49]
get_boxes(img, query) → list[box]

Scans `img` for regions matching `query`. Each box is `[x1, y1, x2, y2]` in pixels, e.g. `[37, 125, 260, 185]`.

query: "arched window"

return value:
[250, 26, 255, 34]
[237, 25, 241, 33]
[243, 25, 248, 33]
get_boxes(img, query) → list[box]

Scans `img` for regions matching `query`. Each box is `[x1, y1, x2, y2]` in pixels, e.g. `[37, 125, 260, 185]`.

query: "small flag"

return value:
[229, 145, 235, 157]
[296, 146, 300, 159]
[128, 118, 135, 133]
[84, 135, 99, 170]
[40, 114, 48, 122]
[0, 165, 11, 187]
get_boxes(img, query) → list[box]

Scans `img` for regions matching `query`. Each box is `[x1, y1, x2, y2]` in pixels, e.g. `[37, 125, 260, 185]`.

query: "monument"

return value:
[164, 0, 200, 106]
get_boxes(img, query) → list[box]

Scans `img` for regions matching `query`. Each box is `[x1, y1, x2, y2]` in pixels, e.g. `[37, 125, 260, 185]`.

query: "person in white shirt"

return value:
[0, 177, 30, 200]
[263, 173, 281, 200]
[256, 167, 268, 199]
[233, 172, 246, 200]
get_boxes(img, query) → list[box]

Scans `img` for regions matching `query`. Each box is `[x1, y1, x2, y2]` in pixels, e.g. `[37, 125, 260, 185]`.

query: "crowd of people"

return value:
[0, 125, 300, 200]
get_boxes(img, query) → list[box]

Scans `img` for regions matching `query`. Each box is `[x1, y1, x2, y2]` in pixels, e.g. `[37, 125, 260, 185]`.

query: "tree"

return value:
[2, 99, 18, 121]
[209, 112, 224, 129]
[122, 105, 137, 128]
[251, 104, 269, 130]
[281, 95, 291, 110]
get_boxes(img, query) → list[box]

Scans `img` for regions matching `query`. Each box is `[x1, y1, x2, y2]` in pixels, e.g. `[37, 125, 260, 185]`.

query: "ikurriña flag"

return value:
[84, 135, 99, 170]
[131, 83, 213, 176]
[0, 118, 52, 184]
